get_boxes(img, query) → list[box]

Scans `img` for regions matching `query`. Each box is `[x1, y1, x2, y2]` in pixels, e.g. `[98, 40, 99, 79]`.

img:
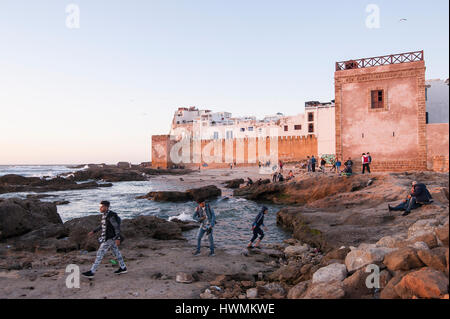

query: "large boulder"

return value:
[64, 215, 102, 251]
[343, 268, 391, 299]
[186, 185, 221, 203]
[284, 244, 309, 257]
[0, 198, 62, 239]
[417, 248, 448, 273]
[223, 179, 245, 189]
[121, 216, 184, 240]
[393, 267, 448, 299]
[287, 281, 310, 299]
[435, 226, 449, 247]
[312, 263, 347, 284]
[302, 281, 346, 299]
[383, 247, 424, 271]
[138, 185, 221, 203]
[345, 247, 395, 273]
[268, 261, 303, 284]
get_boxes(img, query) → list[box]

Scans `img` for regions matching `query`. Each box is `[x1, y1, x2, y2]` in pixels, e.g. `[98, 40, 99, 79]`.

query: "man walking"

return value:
[247, 206, 269, 249]
[192, 200, 216, 257]
[307, 156, 311, 172]
[82, 201, 127, 278]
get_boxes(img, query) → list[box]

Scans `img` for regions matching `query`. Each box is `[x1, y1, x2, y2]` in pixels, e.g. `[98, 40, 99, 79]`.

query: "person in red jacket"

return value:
[362, 153, 371, 174]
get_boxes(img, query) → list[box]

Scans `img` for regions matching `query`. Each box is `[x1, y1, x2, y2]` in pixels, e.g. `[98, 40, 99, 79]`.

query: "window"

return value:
[248, 127, 254, 131]
[425, 88, 428, 101]
[284, 125, 288, 132]
[308, 113, 314, 122]
[308, 123, 314, 133]
[226, 131, 233, 139]
[240, 128, 245, 132]
[426, 112, 429, 124]
[371, 90, 384, 109]
[294, 125, 302, 130]
[213, 132, 219, 140]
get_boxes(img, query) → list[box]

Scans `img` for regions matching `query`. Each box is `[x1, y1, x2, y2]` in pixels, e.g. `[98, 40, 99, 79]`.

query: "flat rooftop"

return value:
[336, 50, 423, 71]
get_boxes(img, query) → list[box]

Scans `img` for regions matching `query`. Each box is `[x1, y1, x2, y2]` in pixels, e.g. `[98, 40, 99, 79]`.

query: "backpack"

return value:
[109, 211, 124, 242]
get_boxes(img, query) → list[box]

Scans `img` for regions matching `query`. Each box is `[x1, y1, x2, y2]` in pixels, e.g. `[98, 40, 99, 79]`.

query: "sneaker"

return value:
[402, 211, 411, 217]
[114, 267, 127, 275]
[82, 270, 95, 278]
[208, 252, 216, 257]
[193, 250, 201, 256]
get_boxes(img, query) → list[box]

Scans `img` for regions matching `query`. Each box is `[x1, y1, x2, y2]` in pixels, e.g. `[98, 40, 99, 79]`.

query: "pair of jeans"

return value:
[90, 239, 126, 273]
[196, 227, 214, 253]
[362, 163, 371, 174]
[250, 227, 264, 242]
[391, 197, 422, 212]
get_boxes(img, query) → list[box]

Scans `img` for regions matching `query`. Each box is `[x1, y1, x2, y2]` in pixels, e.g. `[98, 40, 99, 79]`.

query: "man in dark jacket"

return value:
[247, 206, 269, 249]
[388, 181, 433, 216]
[82, 201, 127, 278]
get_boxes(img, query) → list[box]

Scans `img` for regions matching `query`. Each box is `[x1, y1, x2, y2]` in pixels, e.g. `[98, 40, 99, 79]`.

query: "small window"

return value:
[248, 127, 254, 131]
[308, 113, 314, 122]
[213, 132, 219, 140]
[308, 123, 314, 133]
[294, 125, 302, 130]
[240, 128, 245, 132]
[425, 88, 428, 101]
[371, 90, 384, 109]
[426, 112, 429, 124]
[284, 125, 288, 132]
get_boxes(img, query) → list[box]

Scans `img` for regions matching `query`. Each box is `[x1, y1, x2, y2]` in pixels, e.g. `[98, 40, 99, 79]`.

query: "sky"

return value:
[0, 0, 448, 165]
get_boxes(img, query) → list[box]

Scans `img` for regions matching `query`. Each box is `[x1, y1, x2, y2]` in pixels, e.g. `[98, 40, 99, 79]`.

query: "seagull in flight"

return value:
[399, 18, 407, 22]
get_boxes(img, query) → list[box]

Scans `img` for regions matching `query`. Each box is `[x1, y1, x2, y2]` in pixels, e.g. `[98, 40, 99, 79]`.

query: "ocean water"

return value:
[0, 166, 291, 252]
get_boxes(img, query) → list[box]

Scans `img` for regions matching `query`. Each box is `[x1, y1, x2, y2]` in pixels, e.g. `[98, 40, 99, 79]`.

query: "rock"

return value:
[322, 247, 351, 262]
[394, 268, 449, 299]
[342, 268, 374, 299]
[435, 226, 449, 247]
[262, 283, 286, 296]
[312, 263, 347, 284]
[200, 289, 217, 299]
[246, 288, 258, 299]
[376, 235, 404, 248]
[408, 219, 439, 239]
[345, 247, 395, 273]
[186, 185, 221, 203]
[0, 198, 62, 240]
[287, 281, 310, 299]
[417, 248, 447, 272]
[240, 281, 254, 289]
[176, 272, 194, 284]
[302, 281, 346, 299]
[409, 241, 429, 251]
[268, 261, 303, 284]
[224, 179, 245, 189]
[284, 244, 309, 257]
[121, 216, 184, 240]
[383, 247, 424, 271]
[380, 273, 406, 299]
[170, 219, 199, 231]
[406, 232, 438, 249]
[139, 185, 221, 203]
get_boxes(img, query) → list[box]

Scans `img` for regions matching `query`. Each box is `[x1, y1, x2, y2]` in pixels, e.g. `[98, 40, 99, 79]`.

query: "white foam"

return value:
[169, 211, 193, 222]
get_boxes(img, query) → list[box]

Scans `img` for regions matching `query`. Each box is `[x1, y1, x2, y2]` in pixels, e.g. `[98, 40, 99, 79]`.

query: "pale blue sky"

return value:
[0, 0, 448, 164]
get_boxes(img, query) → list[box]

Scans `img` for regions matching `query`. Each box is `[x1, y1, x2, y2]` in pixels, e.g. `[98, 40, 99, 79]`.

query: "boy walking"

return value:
[82, 201, 127, 278]
[247, 206, 269, 249]
[193, 200, 216, 257]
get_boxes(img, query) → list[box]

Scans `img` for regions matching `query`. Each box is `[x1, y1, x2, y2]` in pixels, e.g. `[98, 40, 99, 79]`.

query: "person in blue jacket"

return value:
[192, 200, 216, 256]
[247, 206, 269, 249]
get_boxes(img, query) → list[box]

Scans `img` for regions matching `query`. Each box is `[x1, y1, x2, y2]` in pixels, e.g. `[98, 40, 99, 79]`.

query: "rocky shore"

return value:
[0, 166, 448, 299]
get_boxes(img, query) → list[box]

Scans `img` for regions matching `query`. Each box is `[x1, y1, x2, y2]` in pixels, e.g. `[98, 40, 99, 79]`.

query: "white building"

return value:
[169, 102, 336, 157]
[426, 79, 449, 124]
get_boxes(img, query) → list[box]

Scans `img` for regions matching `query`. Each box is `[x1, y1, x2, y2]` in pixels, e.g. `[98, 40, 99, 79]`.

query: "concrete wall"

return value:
[335, 61, 427, 171]
[151, 135, 318, 169]
[426, 123, 449, 172]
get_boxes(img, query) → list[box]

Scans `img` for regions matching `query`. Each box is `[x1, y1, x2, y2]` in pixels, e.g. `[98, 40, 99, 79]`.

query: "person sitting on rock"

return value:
[388, 181, 433, 216]
[286, 170, 294, 180]
[82, 200, 127, 278]
[247, 206, 269, 249]
[277, 172, 285, 182]
[246, 177, 254, 186]
[192, 199, 216, 257]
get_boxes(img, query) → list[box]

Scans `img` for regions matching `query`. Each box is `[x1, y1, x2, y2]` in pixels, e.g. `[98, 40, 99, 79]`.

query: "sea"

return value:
[0, 165, 291, 252]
